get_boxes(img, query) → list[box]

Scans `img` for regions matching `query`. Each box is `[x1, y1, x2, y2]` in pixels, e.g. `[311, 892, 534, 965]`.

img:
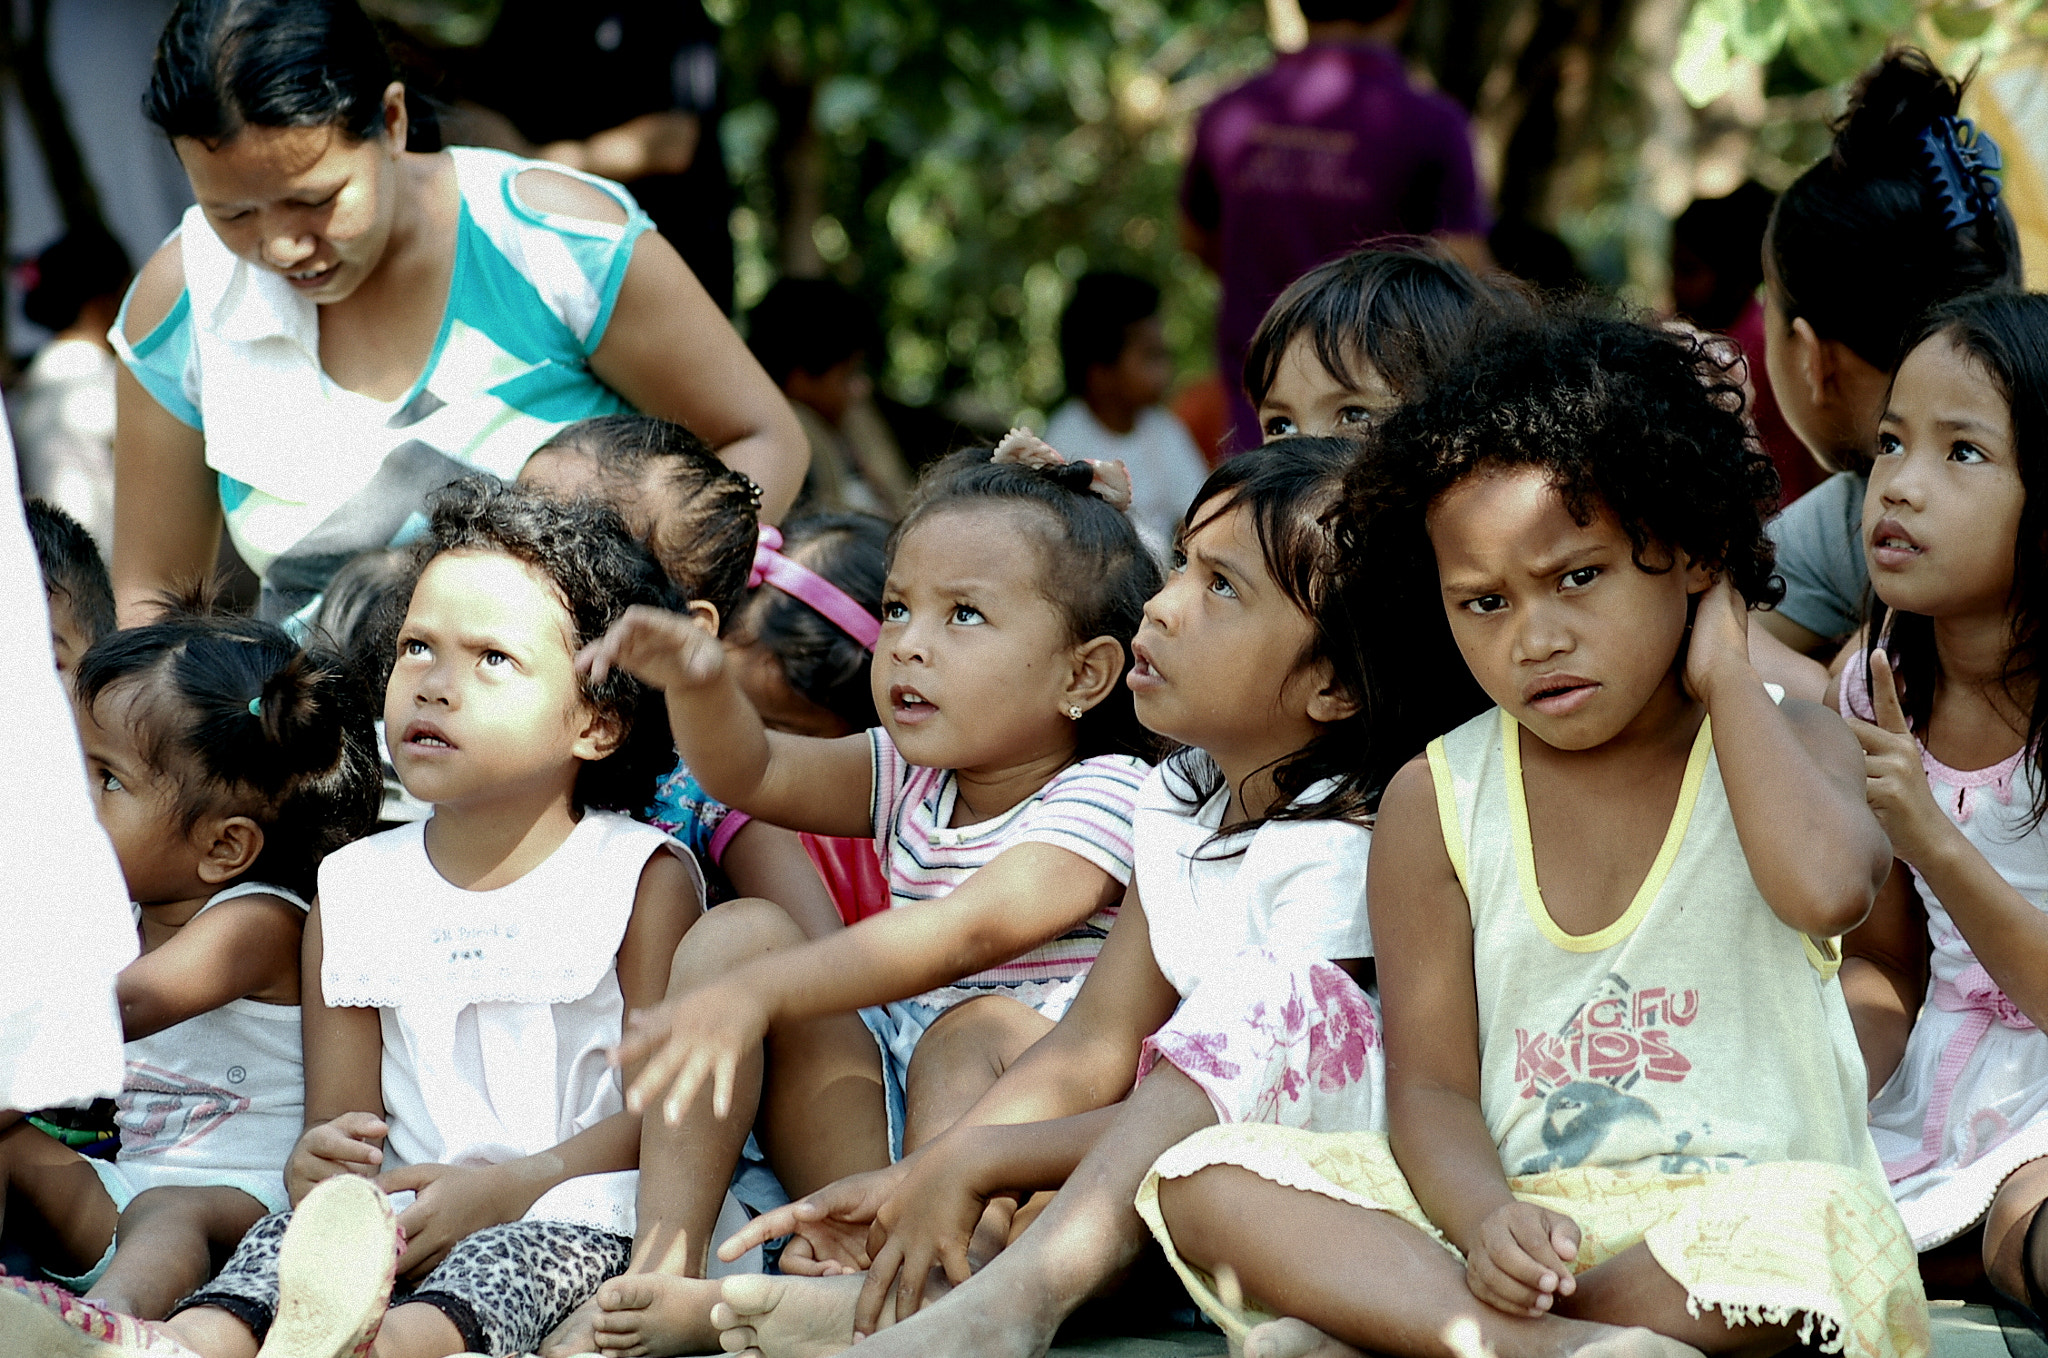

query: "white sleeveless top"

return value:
[1844, 652, 2048, 1248]
[1427, 704, 1881, 1179]
[319, 813, 699, 1236]
[117, 882, 309, 1209]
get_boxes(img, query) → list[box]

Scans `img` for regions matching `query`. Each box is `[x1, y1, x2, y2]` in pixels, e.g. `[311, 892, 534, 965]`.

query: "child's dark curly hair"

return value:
[73, 593, 381, 899]
[896, 450, 1164, 763]
[364, 477, 680, 814]
[1333, 306, 1783, 761]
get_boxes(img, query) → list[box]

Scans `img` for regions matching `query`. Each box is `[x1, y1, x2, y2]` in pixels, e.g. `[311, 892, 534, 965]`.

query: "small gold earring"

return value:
[1066, 704, 1084, 720]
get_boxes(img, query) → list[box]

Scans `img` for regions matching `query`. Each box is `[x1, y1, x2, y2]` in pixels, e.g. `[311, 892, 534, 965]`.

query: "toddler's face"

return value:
[385, 549, 612, 809]
[1100, 317, 1174, 412]
[1429, 466, 1703, 752]
[74, 687, 199, 903]
[1129, 497, 1332, 770]
[873, 505, 1086, 773]
[1257, 336, 1394, 441]
[1865, 335, 2023, 621]
[726, 635, 854, 739]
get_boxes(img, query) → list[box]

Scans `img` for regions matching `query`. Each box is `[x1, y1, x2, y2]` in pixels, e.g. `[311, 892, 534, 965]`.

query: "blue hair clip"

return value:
[1919, 116, 2003, 232]
[247, 696, 262, 718]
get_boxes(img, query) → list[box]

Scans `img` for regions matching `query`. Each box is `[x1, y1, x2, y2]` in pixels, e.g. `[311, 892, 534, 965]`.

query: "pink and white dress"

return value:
[1848, 651, 2048, 1249]
[1133, 759, 1382, 1131]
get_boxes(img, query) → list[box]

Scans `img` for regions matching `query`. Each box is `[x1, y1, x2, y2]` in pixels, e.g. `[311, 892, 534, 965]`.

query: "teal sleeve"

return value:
[110, 284, 202, 431]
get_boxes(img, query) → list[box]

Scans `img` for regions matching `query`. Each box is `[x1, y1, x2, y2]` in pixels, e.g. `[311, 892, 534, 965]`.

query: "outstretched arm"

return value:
[116, 895, 303, 1039]
[1375, 759, 1582, 1318]
[580, 605, 875, 837]
[1686, 578, 1890, 936]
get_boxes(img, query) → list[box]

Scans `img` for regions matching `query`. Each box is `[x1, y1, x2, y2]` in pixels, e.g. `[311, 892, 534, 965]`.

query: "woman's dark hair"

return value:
[72, 595, 380, 899]
[1335, 304, 1782, 768]
[364, 477, 680, 814]
[895, 451, 1164, 762]
[1768, 47, 2021, 376]
[1867, 290, 2048, 827]
[1243, 244, 1499, 415]
[146, 0, 398, 144]
[533, 415, 760, 627]
[730, 513, 889, 732]
[1164, 439, 1380, 848]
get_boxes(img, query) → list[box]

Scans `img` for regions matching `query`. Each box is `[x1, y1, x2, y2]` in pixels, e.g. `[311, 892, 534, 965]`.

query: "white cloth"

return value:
[0, 419, 135, 1109]
[1132, 759, 1373, 998]
[319, 812, 700, 1236]
[1844, 652, 2048, 1249]
[1428, 701, 1883, 1180]
[1044, 400, 1210, 559]
[7, 337, 117, 549]
[114, 882, 309, 1213]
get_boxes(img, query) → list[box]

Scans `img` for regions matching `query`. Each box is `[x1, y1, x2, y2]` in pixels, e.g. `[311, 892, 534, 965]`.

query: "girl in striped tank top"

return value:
[570, 437, 1158, 1354]
[1141, 308, 1927, 1358]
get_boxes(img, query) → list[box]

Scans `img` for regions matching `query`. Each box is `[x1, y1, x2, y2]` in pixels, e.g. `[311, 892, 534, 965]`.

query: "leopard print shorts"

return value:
[175, 1209, 633, 1356]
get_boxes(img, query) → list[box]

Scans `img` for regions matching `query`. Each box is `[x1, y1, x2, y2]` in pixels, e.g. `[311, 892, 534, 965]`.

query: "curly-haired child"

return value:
[0, 602, 378, 1331]
[1141, 307, 1929, 1358]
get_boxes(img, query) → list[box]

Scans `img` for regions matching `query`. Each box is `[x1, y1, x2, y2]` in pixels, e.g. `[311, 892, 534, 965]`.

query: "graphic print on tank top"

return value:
[119, 1064, 252, 1156]
[1511, 972, 1734, 1175]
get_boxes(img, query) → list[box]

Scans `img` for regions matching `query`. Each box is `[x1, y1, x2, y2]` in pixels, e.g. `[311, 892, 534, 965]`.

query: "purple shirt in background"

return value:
[1183, 42, 1489, 452]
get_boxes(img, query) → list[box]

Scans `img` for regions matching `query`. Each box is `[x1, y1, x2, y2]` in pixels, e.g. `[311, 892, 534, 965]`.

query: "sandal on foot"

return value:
[258, 1174, 400, 1358]
[0, 1285, 202, 1355]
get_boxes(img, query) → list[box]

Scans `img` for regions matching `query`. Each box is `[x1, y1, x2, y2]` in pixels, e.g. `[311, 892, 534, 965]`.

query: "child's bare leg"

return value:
[1159, 1166, 1687, 1358]
[714, 1062, 1214, 1358]
[1556, 1245, 1795, 1357]
[163, 1305, 260, 1358]
[1978, 1156, 2048, 1307]
[367, 1300, 467, 1358]
[87, 1186, 266, 1319]
[568, 898, 886, 1358]
[0, 1118, 119, 1280]
[899, 995, 1055, 1153]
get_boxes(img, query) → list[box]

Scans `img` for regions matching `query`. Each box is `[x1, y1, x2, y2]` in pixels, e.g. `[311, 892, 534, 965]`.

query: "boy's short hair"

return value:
[26, 499, 115, 645]
[1060, 272, 1160, 397]
[747, 279, 880, 386]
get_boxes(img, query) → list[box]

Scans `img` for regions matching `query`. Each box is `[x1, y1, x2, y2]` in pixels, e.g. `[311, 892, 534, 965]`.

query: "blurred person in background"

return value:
[450, 0, 736, 312]
[1180, 0, 1490, 453]
[1671, 181, 1819, 507]
[1046, 272, 1208, 557]
[748, 278, 912, 517]
[9, 228, 133, 551]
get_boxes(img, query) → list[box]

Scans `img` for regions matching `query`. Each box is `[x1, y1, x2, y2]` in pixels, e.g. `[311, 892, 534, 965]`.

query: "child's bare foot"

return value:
[709, 1274, 866, 1358]
[590, 1273, 725, 1355]
[791, 1280, 1059, 1358]
[1241, 1317, 1368, 1358]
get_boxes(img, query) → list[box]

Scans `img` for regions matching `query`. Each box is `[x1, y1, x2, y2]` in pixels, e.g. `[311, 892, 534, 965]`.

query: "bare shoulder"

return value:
[122, 237, 188, 341]
[638, 843, 705, 913]
[1376, 755, 1441, 832]
[513, 167, 629, 226]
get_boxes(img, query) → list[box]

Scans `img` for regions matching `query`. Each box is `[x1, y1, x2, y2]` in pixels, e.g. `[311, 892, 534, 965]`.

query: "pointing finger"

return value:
[1869, 649, 1912, 737]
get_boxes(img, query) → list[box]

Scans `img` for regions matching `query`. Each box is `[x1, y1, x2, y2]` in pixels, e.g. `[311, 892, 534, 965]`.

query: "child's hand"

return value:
[614, 980, 773, 1124]
[717, 1163, 912, 1274]
[285, 1112, 387, 1203]
[576, 605, 725, 693]
[1847, 649, 1950, 865]
[1683, 574, 1754, 704]
[376, 1162, 535, 1278]
[856, 1143, 1000, 1334]
[1466, 1201, 1580, 1317]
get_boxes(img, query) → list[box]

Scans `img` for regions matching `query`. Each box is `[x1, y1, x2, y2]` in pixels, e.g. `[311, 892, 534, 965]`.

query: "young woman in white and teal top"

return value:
[110, 0, 806, 629]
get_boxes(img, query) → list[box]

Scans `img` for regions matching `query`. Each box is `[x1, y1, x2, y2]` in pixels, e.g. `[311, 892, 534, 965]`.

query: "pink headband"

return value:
[749, 526, 882, 651]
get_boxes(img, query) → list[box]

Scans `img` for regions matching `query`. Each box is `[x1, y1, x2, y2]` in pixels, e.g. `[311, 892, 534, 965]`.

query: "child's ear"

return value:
[683, 599, 721, 635]
[1679, 553, 1717, 596]
[572, 707, 625, 763]
[1790, 317, 1834, 407]
[194, 816, 265, 885]
[1062, 635, 1128, 719]
[1301, 659, 1362, 726]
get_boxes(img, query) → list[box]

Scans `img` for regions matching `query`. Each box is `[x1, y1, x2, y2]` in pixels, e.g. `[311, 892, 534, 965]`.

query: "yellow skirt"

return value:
[1135, 1125, 1928, 1358]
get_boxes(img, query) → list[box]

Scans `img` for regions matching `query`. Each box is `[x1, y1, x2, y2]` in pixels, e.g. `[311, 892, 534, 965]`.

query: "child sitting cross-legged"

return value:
[1143, 306, 1930, 1358]
[566, 439, 1160, 1356]
[0, 601, 378, 1339]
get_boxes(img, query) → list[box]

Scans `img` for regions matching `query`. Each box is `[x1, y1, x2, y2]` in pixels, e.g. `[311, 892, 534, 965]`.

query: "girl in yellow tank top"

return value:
[1135, 307, 1927, 1358]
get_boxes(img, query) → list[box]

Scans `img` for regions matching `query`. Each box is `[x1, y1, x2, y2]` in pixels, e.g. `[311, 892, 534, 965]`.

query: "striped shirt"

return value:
[868, 728, 1148, 998]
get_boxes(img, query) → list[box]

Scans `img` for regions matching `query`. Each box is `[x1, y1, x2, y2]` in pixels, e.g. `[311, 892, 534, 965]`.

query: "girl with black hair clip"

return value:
[0, 602, 378, 1332]
[566, 439, 1159, 1356]
[1759, 47, 2022, 661]
[1141, 306, 1927, 1358]
[707, 438, 1391, 1358]
[1838, 291, 2048, 1306]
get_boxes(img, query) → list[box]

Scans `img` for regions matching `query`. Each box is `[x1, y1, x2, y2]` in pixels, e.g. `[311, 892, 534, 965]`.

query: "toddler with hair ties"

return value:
[1143, 306, 1927, 1358]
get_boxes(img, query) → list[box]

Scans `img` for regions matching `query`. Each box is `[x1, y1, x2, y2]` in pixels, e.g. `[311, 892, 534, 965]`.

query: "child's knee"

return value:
[668, 896, 807, 988]
[1153, 1167, 1240, 1266]
[907, 995, 1048, 1081]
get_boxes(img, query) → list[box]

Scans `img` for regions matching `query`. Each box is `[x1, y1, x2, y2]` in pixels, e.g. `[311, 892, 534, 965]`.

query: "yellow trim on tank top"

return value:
[1501, 706, 1712, 953]
[1425, 737, 1471, 896]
